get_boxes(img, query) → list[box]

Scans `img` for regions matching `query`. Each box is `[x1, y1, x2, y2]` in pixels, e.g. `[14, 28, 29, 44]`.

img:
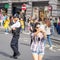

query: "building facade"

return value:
[0, 0, 60, 18]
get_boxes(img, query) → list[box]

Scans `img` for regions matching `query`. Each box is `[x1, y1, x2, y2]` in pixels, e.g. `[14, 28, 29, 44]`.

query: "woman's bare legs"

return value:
[32, 54, 38, 60]
[38, 55, 44, 60]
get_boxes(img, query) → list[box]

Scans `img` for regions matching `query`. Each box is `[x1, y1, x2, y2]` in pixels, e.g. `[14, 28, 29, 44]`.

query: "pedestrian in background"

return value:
[50, 17, 54, 35]
[54, 18, 58, 29]
[3, 16, 10, 34]
[45, 19, 53, 50]
[0, 11, 3, 27]
[57, 17, 60, 34]
[20, 18, 24, 33]
[9, 16, 14, 26]
[27, 16, 32, 33]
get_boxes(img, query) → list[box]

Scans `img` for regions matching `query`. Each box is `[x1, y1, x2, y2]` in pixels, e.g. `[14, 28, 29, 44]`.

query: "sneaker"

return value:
[49, 47, 56, 52]
[17, 52, 21, 56]
[49, 47, 53, 50]
[10, 56, 18, 59]
[5, 32, 9, 34]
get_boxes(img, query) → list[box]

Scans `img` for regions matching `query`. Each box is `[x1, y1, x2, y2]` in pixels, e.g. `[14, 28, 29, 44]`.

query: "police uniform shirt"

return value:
[11, 20, 21, 36]
[11, 20, 20, 28]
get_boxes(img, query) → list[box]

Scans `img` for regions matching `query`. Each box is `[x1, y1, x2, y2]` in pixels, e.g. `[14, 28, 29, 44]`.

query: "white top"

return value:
[40, 24, 46, 34]
[40, 24, 46, 31]
[46, 27, 51, 35]
[11, 21, 20, 28]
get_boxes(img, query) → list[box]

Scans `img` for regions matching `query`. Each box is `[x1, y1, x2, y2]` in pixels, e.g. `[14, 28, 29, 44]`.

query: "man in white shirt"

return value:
[10, 16, 21, 59]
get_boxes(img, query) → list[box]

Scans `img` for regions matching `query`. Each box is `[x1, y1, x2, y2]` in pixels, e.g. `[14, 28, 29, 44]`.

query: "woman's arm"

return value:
[34, 28, 46, 38]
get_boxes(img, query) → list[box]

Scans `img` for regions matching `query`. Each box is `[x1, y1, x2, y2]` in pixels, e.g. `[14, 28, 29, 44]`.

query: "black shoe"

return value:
[17, 52, 21, 56]
[10, 56, 18, 59]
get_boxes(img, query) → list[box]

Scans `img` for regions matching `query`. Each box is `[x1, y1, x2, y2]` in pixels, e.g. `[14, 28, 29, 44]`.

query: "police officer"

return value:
[10, 15, 20, 59]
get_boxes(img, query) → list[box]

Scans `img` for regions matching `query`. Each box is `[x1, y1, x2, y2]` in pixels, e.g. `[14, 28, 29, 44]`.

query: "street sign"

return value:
[4, 3, 9, 9]
[22, 4, 26, 10]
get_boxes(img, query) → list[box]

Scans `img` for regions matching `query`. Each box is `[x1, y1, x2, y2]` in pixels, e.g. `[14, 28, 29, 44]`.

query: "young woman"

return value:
[31, 23, 46, 60]
[45, 19, 53, 50]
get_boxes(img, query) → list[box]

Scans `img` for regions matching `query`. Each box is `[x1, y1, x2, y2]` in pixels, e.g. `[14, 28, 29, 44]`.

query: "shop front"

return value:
[32, 1, 49, 20]
[0, 3, 8, 14]
[12, 2, 27, 15]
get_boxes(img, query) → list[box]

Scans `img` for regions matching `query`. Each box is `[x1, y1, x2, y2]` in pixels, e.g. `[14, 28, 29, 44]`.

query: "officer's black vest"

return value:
[12, 22, 20, 36]
[12, 27, 20, 36]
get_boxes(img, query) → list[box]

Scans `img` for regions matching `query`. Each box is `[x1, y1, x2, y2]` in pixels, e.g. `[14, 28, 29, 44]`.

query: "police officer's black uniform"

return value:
[10, 18, 20, 59]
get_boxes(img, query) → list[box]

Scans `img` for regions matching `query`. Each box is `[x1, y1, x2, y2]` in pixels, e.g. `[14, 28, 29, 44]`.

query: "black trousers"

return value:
[11, 35, 19, 56]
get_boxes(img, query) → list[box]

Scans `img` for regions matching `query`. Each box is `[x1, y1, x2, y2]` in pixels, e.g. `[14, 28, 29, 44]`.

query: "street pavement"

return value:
[0, 30, 60, 60]
[51, 28, 60, 41]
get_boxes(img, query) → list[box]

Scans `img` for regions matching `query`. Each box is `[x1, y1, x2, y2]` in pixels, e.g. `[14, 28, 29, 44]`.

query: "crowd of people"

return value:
[27, 16, 54, 60]
[0, 10, 60, 60]
[0, 11, 26, 34]
[27, 16, 60, 60]
[0, 11, 25, 59]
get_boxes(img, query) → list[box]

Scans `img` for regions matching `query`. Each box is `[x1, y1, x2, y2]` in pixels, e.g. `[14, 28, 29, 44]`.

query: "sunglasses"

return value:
[36, 27, 39, 28]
